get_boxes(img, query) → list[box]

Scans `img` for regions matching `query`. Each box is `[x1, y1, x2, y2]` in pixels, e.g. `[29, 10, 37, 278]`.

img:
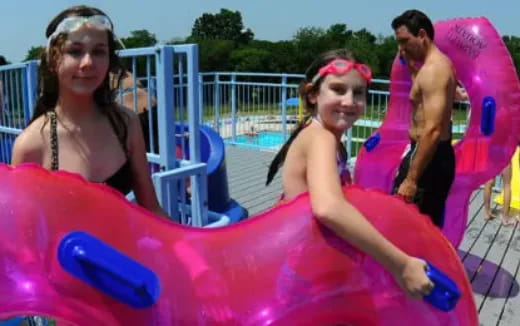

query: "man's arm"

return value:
[398, 65, 451, 200]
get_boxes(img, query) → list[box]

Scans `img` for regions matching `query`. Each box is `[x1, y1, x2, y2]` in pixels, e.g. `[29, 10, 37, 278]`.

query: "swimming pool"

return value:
[225, 131, 286, 150]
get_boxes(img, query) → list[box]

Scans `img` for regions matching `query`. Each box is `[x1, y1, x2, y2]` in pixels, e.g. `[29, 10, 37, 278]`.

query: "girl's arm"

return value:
[305, 128, 432, 298]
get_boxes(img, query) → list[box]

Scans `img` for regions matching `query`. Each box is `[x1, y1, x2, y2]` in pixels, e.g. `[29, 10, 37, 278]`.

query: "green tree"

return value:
[347, 37, 379, 77]
[197, 39, 235, 72]
[191, 9, 253, 44]
[352, 28, 376, 44]
[120, 29, 157, 49]
[263, 41, 298, 73]
[24, 46, 45, 61]
[503, 35, 520, 76]
[231, 47, 271, 72]
[292, 27, 330, 73]
[375, 35, 397, 79]
[325, 24, 352, 48]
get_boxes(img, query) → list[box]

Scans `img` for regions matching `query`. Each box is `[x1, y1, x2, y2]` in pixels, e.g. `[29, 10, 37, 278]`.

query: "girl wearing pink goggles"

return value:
[267, 49, 434, 301]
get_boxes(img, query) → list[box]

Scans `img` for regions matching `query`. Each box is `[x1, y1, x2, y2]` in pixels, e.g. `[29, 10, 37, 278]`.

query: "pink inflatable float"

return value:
[0, 164, 477, 325]
[355, 17, 520, 247]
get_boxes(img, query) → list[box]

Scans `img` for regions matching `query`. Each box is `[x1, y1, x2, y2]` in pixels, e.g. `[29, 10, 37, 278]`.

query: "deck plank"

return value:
[478, 223, 520, 326]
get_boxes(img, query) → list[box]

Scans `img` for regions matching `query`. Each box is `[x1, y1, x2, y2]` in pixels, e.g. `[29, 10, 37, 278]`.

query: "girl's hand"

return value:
[393, 257, 434, 299]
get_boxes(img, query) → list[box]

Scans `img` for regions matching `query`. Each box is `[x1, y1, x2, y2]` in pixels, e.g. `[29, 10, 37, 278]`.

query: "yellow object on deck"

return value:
[494, 148, 520, 210]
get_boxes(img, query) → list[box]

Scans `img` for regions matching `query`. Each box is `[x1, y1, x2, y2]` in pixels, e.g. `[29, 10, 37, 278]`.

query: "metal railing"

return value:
[197, 73, 469, 158]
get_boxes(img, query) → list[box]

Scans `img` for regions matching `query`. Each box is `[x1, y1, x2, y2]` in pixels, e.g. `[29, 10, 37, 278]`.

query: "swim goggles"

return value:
[311, 59, 372, 85]
[47, 15, 113, 48]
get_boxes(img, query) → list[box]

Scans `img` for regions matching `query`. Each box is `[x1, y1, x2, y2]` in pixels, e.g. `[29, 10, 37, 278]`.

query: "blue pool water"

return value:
[225, 131, 286, 150]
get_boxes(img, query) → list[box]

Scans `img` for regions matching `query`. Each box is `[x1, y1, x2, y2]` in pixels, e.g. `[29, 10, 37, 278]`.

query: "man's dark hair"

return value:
[0, 56, 7, 66]
[391, 9, 434, 40]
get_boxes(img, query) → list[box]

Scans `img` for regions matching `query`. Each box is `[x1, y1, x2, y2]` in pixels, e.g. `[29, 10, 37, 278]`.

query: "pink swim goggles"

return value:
[311, 59, 372, 85]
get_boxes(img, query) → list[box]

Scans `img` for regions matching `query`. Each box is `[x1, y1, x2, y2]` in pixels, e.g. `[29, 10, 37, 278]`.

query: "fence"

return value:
[197, 73, 470, 158]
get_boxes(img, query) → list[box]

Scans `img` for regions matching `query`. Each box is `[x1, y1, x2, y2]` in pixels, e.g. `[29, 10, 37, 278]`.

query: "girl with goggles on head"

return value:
[266, 49, 434, 300]
[11, 5, 167, 214]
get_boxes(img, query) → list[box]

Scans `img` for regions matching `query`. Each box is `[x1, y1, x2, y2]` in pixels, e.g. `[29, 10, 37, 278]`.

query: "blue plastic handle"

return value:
[58, 231, 161, 309]
[423, 261, 461, 312]
[363, 132, 381, 152]
[480, 96, 496, 136]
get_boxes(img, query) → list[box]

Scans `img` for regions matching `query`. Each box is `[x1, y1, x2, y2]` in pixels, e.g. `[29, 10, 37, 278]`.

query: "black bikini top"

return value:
[49, 111, 133, 195]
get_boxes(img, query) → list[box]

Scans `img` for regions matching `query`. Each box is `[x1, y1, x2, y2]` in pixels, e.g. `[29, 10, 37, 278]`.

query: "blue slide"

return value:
[175, 124, 248, 223]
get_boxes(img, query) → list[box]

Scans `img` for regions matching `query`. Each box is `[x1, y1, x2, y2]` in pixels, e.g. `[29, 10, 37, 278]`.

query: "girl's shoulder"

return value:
[299, 123, 337, 149]
[11, 115, 49, 164]
[114, 104, 141, 130]
[19, 114, 50, 140]
[108, 103, 140, 133]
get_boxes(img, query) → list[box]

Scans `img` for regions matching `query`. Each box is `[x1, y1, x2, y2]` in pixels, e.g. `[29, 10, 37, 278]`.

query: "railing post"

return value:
[213, 74, 221, 133]
[24, 60, 39, 123]
[186, 44, 208, 226]
[346, 128, 353, 162]
[198, 74, 204, 125]
[155, 45, 176, 171]
[231, 74, 237, 142]
[154, 45, 178, 220]
[281, 74, 288, 139]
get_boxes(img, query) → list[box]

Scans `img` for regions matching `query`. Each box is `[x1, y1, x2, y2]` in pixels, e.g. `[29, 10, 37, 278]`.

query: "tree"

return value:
[374, 35, 397, 79]
[292, 27, 330, 73]
[120, 30, 157, 49]
[260, 40, 298, 73]
[341, 29, 379, 76]
[231, 47, 271, 72]
[503, 35, 520, 76]
[347, 36, 380, 76]
[352, 28, 376, 44]
[24, 46, 45, 61]
[325, 24, 352, 48]
[191, 9, 254, 44]
[197, 39, 235, 72]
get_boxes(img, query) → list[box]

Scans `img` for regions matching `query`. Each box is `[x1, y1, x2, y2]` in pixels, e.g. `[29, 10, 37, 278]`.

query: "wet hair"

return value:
[265, 48, 361, 186]
[31, 5, 128, 152]
[0, 56, 7, 66]
[391, 9, 434, 40]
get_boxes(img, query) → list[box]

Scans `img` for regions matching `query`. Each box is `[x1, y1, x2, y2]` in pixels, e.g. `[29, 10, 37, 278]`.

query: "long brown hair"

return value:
[265, 49, 360, 186]
[31, 5, 128, 152]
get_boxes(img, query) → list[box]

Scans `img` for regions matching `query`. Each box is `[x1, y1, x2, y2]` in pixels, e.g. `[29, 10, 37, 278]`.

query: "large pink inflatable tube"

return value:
[0, 164, 477, 325]
[355, 17, 520, 247]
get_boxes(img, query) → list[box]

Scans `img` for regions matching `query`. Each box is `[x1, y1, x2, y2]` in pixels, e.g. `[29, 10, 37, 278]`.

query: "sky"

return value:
[1, 0, 519, 63]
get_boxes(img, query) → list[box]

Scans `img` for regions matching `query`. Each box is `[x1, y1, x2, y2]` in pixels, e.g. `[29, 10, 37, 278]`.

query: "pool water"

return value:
[225, 131, 286, 150]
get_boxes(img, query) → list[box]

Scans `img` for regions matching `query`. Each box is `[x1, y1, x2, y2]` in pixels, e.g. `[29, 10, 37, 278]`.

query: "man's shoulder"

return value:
[424, 52, 454, 76]
[418, 56, 454, 87]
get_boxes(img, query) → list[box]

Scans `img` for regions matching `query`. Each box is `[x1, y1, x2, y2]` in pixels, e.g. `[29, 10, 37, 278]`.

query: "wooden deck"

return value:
[224, 146, 520, 326]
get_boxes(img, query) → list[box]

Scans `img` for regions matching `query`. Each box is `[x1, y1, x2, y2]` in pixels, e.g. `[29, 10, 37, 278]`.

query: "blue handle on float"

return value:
[58, 231, 161, 309]
[423, 261, 461, 312]
[480, 96, 496, 136]
[363, 132, 381, 152]
[399, 56, 406, 65]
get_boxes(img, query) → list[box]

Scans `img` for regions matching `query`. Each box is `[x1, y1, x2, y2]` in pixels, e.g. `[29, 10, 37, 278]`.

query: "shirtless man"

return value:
[391, 10, 456, 228]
